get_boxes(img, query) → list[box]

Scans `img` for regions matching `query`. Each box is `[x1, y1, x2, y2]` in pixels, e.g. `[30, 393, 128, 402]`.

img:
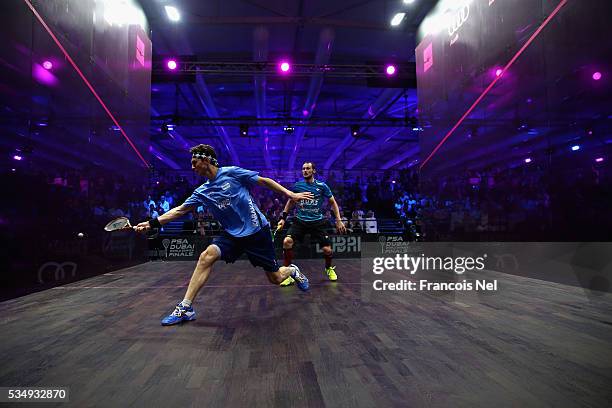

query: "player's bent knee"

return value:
[199, 245, 220, 265]
[283, 237, 294, 248]
[267, 271, 284, 284]
[322, 246, 332, 255]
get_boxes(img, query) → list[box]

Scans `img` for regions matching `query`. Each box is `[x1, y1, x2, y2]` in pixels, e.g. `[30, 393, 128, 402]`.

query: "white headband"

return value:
[192, 153, 218, 166]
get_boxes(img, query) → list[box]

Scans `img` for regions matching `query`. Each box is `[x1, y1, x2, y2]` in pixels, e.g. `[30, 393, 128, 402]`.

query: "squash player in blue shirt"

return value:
[276, 162, 346, 285]
[135, 144, 313, 326]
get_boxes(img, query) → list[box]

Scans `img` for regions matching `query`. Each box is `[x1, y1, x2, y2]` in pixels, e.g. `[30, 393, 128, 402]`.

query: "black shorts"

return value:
[212, 225, 280, 272]
[286, 218, 332, 247]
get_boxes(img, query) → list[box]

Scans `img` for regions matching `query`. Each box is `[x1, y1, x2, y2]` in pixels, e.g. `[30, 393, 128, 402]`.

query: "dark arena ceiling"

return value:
[0, 0, 438, 174]
[144, 0, 440, 172]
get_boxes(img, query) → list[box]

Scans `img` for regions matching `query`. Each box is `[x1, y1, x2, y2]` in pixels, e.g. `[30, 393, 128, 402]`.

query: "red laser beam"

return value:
[23, 0, 150, 168]
[419, 0, 568, 171]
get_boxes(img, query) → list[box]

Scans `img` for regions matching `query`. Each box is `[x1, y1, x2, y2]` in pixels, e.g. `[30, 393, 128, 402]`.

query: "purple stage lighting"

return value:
[42, 60, 53, 70]
[167, 60, 177, 70]
[495, 68, 503, 77]
[592, 71, 602, 81]
[13, 155, 23, 161]
[595, 157, 604, 163]
[386, 65, 396, 76]
[33, 63, 58, 86]
[524, 158, 532, 164]
[571, 145, 580, 151]
[279, 61, 290, 73]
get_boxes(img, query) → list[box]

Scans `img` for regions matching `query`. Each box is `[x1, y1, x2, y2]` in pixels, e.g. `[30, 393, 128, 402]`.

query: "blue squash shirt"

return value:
[183, 166, 269, 237]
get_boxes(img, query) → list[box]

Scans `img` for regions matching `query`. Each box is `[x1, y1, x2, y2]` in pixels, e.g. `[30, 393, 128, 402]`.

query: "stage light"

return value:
[164, 6, 181, 22]
[524, 158, 532, 164]
[279, 61, 291, 73]
[421, 15, 444, 36]
[391, 13, 406, 26]
[495, 68, 503, 77]
[592, 71, 602, 81]
[595, 157, 604, 163]
[283, 124, 294, 133]
[403, 0, 415, 4]
[13, 155, 22, 161]
[240, 124, 249, 137]
[33, 62, 58, 86]
[385, 65, 396, 76]
[161, 123, 175, 132]
[42, 60, 53, 70]
[167, 59, 177, 70]
[351, 125, 360, 137]
[571, 145, 580, 151]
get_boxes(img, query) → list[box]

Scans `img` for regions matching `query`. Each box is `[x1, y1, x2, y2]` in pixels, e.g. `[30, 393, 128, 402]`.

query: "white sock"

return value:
[180, 299, 192, 307]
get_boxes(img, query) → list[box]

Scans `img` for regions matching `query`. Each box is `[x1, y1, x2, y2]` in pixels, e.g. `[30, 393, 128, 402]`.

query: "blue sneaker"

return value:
[290, 264, 310, 291]
[161, 303, 196, 326]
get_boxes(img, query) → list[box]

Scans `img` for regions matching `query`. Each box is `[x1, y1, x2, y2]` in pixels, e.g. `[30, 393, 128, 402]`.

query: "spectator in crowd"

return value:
[165, 191, 174, 206]
[159, 195, 170, 214]
[144, 195, 155, 210]
[148, 204, 159, 220]
[365, 210, 378, 233]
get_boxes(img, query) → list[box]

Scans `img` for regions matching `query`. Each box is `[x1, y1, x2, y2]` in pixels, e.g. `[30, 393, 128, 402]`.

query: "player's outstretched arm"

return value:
[257, 177, 313, 202]
[135, 204, 195, 232]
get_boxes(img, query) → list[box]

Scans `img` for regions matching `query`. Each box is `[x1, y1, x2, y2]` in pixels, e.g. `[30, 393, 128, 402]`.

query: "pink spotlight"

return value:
[42, 60, 53, 70]
[524, 157, 532, 164]
[595, 157, 604, 163]
[386, 65, 397, 76]
[167, 60, 177, 70]
[13, 155, 23, 161]
[592, 71, 602, 81]
[279, 61, 290, 73]
[495, 68, 503, 77]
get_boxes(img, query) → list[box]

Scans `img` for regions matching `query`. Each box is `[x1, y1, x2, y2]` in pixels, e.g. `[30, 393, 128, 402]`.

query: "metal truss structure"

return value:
[152, 61, 416, 78]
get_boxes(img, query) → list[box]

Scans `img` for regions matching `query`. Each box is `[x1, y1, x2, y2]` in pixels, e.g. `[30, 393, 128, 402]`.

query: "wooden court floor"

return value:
[1, 259, 611, 407]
